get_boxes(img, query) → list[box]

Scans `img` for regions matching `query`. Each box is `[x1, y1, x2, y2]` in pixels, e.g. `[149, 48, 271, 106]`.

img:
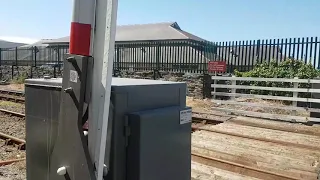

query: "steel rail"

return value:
[0, 132, 26, 150]
[0, 108, 25, 118]
[0, 158, 26, 166]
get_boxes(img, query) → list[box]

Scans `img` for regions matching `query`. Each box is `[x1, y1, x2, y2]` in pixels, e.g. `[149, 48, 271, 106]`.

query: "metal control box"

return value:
[25, 77, 191, 180]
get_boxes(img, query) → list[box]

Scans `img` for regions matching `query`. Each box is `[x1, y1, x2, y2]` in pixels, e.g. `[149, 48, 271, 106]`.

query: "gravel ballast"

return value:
[0, 101, 26, 180]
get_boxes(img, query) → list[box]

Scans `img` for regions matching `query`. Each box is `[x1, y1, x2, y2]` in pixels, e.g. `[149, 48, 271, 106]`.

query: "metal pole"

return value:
[70, 0, 118, 179]
[0, 48, 2, 67]
[90, 0, 118, 179]
[70, 0, 97, 177]
[15, 47, 18, 66]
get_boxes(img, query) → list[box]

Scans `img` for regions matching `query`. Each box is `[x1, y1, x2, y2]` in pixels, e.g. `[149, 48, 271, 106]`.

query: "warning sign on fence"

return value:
[208, 61, 226, 73]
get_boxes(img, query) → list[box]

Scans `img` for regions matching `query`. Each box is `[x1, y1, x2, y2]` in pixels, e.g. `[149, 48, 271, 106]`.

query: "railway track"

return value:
[0, 89, 24, 96]
[0, 110, 222, 151]
[0, 158, 25, 166]
[0, 108, 25, 118]
[1, 108, 315, 179]
[0, 132, 25, 150]
[0, 89, 25, 104]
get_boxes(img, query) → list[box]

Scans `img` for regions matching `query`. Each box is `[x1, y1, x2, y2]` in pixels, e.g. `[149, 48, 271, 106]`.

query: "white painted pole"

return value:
[70, 0, 96, 167]
[70, 0, 95, 56]
[89, 0, 118, 179]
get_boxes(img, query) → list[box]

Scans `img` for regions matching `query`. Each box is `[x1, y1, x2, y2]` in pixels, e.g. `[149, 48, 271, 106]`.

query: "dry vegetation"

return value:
[186, 97, 214, 112]
[0, 84, 24, 92]
[187, 96, 309, 117]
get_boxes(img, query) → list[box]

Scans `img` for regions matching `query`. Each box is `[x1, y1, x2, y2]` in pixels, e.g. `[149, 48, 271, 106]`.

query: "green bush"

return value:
[11, 72, 28, 84]
[234, 58, 320, 98]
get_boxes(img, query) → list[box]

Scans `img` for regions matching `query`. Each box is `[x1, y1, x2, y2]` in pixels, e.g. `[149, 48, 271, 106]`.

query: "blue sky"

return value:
[0, 0, 320, 44]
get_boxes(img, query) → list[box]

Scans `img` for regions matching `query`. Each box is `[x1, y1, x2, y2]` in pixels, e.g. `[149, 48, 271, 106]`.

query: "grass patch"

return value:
[0, 101, 24, 108]
[10, 73, 28, 84]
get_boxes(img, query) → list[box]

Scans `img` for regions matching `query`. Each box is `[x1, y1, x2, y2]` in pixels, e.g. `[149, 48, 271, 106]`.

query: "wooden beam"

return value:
[195, 127, 320, 151]
[211, 84, 320, 93]
[212, 107, 320, 123]
[212, 99, 320, 113]
[212, 92, 320, 103]
[211, 76, 320, 84]
[191, 152, 307, 180]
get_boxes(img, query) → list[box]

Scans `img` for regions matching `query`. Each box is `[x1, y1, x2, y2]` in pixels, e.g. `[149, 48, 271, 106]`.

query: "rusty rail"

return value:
[0, 158, 25, 166]
[0, 132, 26, 150]
[0, 108, 25, 118]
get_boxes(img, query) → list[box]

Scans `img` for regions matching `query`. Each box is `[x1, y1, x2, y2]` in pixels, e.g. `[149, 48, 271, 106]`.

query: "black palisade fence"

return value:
[0, 37, 320, 74]
[113, 40, 217, 74]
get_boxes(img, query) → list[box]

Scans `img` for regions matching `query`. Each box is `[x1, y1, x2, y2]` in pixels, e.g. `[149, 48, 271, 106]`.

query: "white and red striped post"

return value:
[89, 0, 118, 179]
[70, 0, 95, 56]
[70, 0, 118, 179]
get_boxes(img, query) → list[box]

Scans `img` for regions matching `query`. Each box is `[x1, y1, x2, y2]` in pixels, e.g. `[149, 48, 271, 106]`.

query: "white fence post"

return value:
[292, 77, 299, 116]
[292, 77, 299, 107]
[231, 75, 236, 101]
[213, 72, 217, 99]
[209, 76, 320, 123]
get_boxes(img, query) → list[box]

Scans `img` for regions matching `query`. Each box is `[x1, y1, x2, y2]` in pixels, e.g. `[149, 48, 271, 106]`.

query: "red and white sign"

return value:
[208, 61, 227, 72]
[70, 0, 95, 56]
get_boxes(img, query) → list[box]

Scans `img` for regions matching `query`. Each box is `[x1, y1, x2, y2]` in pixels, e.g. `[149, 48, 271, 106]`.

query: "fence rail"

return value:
[0, 37, 320, 74]
[211, 76, 320, 123]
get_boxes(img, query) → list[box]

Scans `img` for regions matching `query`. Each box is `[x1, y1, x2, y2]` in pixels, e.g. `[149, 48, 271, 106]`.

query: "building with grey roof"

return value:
[1, 22, 216, 73]
[0, 40, 26, 49]
[44, 22, 206, 45]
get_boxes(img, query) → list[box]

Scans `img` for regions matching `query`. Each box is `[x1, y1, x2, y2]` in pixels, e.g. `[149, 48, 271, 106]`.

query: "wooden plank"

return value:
[211, 76, 320, 83]
[212, 99, 320, 113]
[192, 144, 318, 176]
[228, 117, 320, 136]
[192, 146, 318, 180]
[205, 123, 320, 149]
[192, 145, 258, 166]
[191, 152, 305, 180]
[191, 161, 262, 180]
[193, 130, 320, 160]
[211, 84, 320, 93]
[212, 92, 320, 103]
[211, 107, 320, 123]
[192, 131, 320, 175]
[195, 126, 320, 151]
